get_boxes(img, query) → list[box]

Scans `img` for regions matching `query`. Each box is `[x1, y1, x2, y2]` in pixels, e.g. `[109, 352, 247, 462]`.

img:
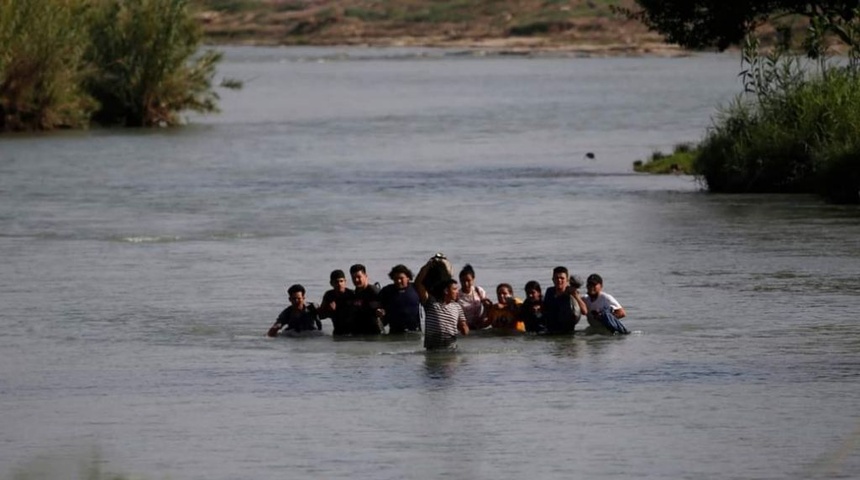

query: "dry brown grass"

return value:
[191, 0, 677, 54]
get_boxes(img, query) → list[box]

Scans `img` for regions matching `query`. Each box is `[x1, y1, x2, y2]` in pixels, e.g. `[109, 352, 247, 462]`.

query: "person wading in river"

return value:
[349, 264, 383, 335]
[377, 264, 421, 334]
[415, 255, 468, 350]
[542, 266, 588, 335]
[318, 269, 355, 336]
[268, 284, 322, 337]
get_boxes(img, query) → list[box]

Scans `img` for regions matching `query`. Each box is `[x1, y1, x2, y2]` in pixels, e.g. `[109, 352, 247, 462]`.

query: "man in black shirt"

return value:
[318, 269, 355, 336]
[349, 264, 382, 335]
[542, 266, 587, 334]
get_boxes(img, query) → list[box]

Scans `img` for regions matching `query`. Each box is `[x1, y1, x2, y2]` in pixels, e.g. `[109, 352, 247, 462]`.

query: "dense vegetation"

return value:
[0, 0, 232, 132]
[621, 1, 860, 51]
[625, 1, 860, 203]
[697, 48, 860, 203]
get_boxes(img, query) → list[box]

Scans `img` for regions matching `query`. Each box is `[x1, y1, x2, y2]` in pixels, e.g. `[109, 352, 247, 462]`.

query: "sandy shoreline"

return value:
[204, 36, 691, 58]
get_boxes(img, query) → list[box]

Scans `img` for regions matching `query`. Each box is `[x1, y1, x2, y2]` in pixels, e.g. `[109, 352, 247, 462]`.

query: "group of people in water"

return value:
[267, 253, 629, 350]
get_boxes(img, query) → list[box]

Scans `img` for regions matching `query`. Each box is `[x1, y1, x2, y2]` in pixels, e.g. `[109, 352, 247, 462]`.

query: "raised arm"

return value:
[414, 262, 431, 303]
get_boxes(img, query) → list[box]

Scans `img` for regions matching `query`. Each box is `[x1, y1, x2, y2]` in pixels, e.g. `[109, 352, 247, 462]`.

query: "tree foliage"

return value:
[86, 0, 224, 127]
[620, 0, 860, 51]
[0, 0, 236, 131]
[0, 0, 97, 131]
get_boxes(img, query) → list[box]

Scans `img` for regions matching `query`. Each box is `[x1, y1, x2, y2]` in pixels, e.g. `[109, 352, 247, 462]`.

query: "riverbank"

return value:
[193, 0, 684, 56]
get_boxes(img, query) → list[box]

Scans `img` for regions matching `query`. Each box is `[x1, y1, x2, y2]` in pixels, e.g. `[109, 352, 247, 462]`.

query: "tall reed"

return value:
[0, 0, 229, 131]
[696, 50, 860, 203]
[85, 0, 223, 127]
[0, 0, 97, 131]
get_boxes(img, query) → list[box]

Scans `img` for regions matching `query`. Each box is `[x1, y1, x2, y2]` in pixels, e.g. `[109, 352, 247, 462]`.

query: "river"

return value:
[1, 47, 859, 480]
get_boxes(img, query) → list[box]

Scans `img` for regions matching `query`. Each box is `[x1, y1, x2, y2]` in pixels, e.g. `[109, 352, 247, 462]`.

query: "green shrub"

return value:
[633, 143, 698, 174]
[85, 0, 224, 127]
[696, 67, 860, 203]
[194, 0, 259, 13]
[399, 0, 478, 24]
[0, 0, 97, 131]
[818, 145, 860, 204]
[344, 7, 390, 22]
[508, 19, 574, 36]
[0, 0, 232, 131]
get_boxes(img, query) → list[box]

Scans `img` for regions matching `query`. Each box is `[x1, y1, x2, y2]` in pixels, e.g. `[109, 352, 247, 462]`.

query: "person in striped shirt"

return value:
[415, 256, 469, 350]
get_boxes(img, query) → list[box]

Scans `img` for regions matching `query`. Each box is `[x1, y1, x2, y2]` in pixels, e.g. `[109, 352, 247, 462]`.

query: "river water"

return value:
[1, 47, 859, 480]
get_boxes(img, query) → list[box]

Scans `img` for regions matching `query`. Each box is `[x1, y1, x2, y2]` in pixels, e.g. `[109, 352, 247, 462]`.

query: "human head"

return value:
[286, 284, 306, 307]
[459, 264, 476, 293]
[388, 264, 413, 289]
[586, 273, 603, 297]
[552, 266, 569, 291]
[329, 269, 347, 291]
[496, 283, 514, 303]
[349, 264, 368, 288]
[524, 280, 542, 302]
[433, 278, 459, 302]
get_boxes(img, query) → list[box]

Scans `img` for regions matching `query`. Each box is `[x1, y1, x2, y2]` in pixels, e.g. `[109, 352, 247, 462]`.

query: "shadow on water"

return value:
[5, 448, 137, 480]
[422, 350, 463, 384]
[330, 332, 423, 343]
[519, 331, 631, 359]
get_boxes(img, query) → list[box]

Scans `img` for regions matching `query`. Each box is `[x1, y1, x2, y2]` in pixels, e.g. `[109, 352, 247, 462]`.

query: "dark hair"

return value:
[586, 273, 603, 286]
[329, 269, 345, 282]
[287, 284, 305, 296]
[496, 283, 513, 295]
[459, 264, 475, 280]
[432, 278, 458, 299]
[524, 280, 542, 294]
[388, 264, 413, 280]
[552, 266, 569, 277]
[349, 264, 366, 275]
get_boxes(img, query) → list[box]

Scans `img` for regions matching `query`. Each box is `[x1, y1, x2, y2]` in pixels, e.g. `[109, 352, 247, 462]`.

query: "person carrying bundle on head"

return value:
[415, 253, 468, 350]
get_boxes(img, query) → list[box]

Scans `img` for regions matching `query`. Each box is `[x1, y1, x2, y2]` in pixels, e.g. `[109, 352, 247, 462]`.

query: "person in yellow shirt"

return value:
[485, 283, 525, 333]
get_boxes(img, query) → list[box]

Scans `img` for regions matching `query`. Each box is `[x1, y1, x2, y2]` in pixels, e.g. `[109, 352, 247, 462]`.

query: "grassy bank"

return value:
[0, 0, 231, 132]
[633, 143, 697, 174]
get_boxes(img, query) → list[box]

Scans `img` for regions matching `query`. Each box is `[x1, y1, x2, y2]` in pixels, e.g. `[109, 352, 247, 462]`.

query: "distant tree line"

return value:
[0, 0, 236, 132]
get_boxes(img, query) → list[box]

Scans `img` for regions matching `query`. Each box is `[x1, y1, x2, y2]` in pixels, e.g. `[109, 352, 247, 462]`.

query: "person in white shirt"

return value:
[582, 273, 629, 334]
[457, 264, 489, 330]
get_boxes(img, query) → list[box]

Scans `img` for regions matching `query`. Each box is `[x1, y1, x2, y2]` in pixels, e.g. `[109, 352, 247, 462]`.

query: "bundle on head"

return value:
[421, 253, 453, 294]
